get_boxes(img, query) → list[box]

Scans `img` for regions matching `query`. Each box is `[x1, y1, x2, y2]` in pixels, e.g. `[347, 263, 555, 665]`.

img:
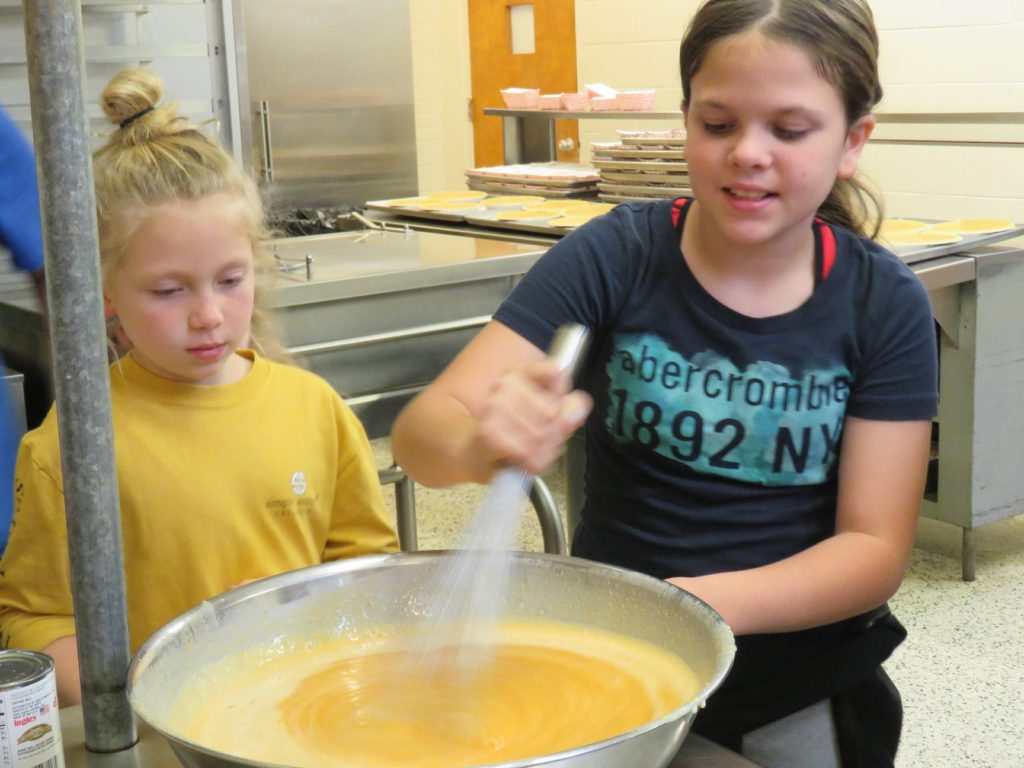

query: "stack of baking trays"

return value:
[591, 129, 690, 203]
[365, 190, 616, 235]
[463, 162, 600, 199]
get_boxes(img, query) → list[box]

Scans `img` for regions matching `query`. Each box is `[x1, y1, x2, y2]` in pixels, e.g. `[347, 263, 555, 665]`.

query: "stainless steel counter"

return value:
[58, 705, 760, 768]
[265, 229, 549, 437]
[2, 229, 1021, 578]
[0, 229, 550, 438]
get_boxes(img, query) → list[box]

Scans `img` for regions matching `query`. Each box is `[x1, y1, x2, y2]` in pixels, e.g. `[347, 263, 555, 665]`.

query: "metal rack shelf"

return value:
[483, 107, 683, 164]
[0, 43, 208, 65]
[1, 100, 213, 123]
[1, 0, 233, 148]
[0, 0, 202, 7]
[483, 107, 682, 120]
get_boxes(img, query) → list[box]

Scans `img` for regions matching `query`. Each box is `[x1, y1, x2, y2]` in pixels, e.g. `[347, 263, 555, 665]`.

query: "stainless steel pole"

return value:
[21, 0, 136, 753]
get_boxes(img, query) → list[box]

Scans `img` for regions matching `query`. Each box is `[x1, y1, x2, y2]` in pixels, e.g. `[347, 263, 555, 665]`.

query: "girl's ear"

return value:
[103, 291, 117, 320]
[837, 114, 876, 180]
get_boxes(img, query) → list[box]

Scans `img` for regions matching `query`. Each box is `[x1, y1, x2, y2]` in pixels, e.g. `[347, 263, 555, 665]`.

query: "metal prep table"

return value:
[267, 228, 551, 439]
[2, 229, 1024, 578]
[551, 244, 1024, 582]
[58, 705, 761, 768]
[355, 211, 1024, 581]
[0, 229, 550, 441]
[916, 244, 1024, 579]
[0, 228, 567, 555]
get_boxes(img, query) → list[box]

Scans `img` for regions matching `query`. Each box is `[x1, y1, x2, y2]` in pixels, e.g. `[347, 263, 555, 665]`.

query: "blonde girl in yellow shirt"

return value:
[0, 67, 399, 705]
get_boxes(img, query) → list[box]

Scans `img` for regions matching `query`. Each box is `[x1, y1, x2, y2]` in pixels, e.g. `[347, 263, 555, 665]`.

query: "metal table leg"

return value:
[529, 476, 567, 555]
[378, 464, 417, 551]
[962, 528, 977, 582]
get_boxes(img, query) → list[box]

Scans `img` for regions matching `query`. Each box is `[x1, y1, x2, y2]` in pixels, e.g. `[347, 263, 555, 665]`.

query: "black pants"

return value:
[693, 607, 906, 768]
[831, 666, 903, 768]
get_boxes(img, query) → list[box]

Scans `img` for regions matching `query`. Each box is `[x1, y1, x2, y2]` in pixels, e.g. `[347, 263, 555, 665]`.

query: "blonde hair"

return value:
[679, 0, 884, 237]
[93, 67, 290, 361]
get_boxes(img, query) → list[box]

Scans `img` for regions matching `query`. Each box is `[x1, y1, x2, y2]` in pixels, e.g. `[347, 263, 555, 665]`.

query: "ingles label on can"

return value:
[0, 650, 64, 768]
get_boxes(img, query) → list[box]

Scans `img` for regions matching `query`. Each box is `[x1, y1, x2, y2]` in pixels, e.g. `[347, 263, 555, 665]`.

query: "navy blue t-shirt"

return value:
[495, 198, 938, 580]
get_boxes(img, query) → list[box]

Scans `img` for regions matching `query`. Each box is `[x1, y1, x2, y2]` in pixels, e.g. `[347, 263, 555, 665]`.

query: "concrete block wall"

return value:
[571, 0, 1024, 234]
[408, 0, 474, 194]
[867, 1, 1024, 232]
[2, 3, 1019, 231]
[409, 1, 1023, 238]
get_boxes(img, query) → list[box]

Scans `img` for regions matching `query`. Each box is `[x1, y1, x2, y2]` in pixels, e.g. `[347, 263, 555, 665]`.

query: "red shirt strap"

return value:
[813, 217, 837, 282]
[670, 197, 691, 232]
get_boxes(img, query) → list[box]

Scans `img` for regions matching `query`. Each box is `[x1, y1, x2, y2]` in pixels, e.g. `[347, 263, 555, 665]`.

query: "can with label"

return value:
[0, 650, 64, 768]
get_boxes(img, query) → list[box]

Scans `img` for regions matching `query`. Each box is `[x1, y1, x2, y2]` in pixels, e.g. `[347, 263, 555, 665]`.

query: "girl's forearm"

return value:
[391, 393, 494, 488]
[43, 635, 81, 707]
[668, 530, 908, 636]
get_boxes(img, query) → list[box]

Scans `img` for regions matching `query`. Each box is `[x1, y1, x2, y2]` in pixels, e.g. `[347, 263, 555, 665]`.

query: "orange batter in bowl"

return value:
[172, 619, 699, 768]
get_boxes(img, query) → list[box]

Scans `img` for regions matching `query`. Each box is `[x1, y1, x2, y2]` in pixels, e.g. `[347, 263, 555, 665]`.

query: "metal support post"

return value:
[22, 0, 136, 752]
[962, 528, 976, 582]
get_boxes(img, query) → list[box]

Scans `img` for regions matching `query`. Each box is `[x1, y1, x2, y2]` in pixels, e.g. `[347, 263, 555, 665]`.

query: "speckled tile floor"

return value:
[887, 516, 1024, 768]
[371, 438, 1024, 768]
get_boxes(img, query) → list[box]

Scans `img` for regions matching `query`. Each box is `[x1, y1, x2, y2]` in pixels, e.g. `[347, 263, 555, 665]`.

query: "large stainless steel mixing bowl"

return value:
[127, 551, 734, 768]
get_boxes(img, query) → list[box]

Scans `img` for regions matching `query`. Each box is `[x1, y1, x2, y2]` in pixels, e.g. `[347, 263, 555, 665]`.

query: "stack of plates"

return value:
[464, 162, 600, 198]
[591, 130, 691, 203]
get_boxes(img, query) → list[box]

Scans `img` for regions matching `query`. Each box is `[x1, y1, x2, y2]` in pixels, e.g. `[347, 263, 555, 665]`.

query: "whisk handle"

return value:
[547, 324, 590, 379]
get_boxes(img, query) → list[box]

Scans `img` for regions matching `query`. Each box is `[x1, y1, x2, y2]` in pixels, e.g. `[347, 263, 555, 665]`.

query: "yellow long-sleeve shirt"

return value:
[0, 351, 398, 653]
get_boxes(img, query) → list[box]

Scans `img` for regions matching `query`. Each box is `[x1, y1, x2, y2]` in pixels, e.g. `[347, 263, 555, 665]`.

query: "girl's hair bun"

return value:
[100, 67, 166, 132]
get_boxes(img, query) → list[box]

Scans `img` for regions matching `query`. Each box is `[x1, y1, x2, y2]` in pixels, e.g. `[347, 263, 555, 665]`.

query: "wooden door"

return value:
[468, 0, 579, 168]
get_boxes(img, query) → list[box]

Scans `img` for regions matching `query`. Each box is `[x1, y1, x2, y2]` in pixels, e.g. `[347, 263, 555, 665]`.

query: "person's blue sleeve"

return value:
[0, 105, 45, 273]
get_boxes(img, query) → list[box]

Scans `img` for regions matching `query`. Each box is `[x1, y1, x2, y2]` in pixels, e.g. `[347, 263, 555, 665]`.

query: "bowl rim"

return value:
[128, 551, 736, 768]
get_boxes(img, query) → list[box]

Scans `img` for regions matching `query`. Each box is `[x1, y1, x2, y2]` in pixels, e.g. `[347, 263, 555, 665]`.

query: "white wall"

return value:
[408, 0, 474, 193]
[570, 0, 1024, 234]
[866, 1, 1024, 231]
[6, 2, 1021, 227]
[414, 1, 1023, 234]
[573, 0, 695, 155]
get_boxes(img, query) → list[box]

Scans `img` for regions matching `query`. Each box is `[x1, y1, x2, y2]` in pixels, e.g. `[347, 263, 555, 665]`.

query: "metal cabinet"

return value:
[0, 0, 233, 147]
[230, 0, 418, 212]
[2, 367, 24, 437]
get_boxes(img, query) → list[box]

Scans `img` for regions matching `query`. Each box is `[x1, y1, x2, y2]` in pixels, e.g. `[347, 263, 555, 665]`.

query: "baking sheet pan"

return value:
[889, 222, 1024, 265]
[463, 212, 582, 236]
[366, 202, 1021, 264]
[365, 200, 477, 223]
[465, 173, 597, 188]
